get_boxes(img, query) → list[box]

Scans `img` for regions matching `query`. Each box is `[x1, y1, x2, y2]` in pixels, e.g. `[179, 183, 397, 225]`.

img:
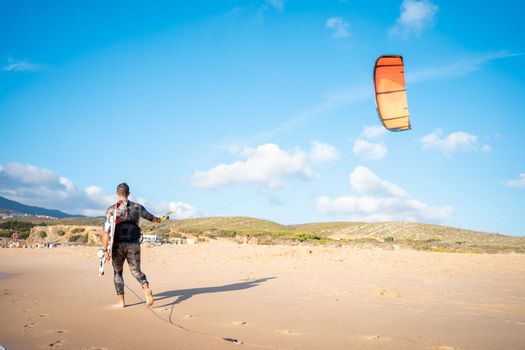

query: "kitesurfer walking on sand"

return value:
[101, 183, 160, 308]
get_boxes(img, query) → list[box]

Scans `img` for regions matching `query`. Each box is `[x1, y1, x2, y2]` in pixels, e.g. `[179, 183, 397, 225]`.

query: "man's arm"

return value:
[140, 205, 161, 223]
[102, 229, 110, 262]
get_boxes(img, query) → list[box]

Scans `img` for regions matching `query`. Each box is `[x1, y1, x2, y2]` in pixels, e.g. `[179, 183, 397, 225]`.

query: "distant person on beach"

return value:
[102, 183, 160, 308]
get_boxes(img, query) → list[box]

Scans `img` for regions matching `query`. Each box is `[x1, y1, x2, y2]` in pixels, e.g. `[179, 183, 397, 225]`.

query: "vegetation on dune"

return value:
[3, 216, 524, 253]
[206, 229, 330, 244]
[68, 233, 88, 243]
[0, 220, 48, 239]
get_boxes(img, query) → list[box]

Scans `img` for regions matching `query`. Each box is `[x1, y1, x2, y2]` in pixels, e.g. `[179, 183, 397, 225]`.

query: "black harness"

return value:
[114, 202, 143, 243]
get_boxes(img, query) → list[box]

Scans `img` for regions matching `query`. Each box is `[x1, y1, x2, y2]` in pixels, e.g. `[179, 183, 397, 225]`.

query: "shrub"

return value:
[39, 230, 47, 238]
[293, 233, 322, 242]
[56, 229, 66, 236]
[384, 236, 394, 242]
[68, 234, 88, 243]
[0, 220, 40, 239]
[71, 227, 85, 234]
[19, 231, 30, 239]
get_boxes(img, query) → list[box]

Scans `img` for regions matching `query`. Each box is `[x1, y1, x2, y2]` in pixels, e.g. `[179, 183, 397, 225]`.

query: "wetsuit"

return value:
[103, 200, 158, 295]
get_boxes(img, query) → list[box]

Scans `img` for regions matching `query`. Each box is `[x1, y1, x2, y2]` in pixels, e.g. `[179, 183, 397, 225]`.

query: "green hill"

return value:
[0, 195, 81, 219]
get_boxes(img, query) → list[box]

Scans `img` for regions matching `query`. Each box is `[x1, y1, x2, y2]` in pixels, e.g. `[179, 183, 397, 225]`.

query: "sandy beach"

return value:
[1, 240, 525, 350]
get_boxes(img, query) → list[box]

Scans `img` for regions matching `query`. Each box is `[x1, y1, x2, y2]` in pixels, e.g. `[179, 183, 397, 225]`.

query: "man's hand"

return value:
[104, 251, 111, 262]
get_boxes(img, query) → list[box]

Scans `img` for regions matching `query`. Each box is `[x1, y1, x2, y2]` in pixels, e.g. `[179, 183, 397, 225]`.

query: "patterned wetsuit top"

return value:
[103, 200, 157, 233]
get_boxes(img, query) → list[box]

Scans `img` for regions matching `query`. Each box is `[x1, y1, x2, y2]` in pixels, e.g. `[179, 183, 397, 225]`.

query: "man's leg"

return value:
[126, 243, 153, 306]
[111, 243, 127, 307]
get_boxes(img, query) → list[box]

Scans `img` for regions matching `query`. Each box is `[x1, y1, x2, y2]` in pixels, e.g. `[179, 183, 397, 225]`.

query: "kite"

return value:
[373, 55, 411, 131]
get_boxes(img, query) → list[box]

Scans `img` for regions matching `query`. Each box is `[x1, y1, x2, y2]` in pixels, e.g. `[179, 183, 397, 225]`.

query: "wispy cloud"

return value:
[2, 57, 43, 72]
[317, 166, 453, 222]
[248, 83, 370, 144]
[421, 129, 491, 155]
[505, 173, 525, 189]
[266, 0, 285, 11]
[389, 0, 439, 38]
[240, 50, 516, 147]
[326, 17, 350, 38]
[407, 50, 523, 83]
[192, 142, 340, 189]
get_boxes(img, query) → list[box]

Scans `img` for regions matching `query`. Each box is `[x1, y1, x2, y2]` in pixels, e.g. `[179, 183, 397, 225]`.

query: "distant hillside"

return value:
[0, 195, 81, 219]
[4, 215, 525, 253]
[138, 216, 525, 253]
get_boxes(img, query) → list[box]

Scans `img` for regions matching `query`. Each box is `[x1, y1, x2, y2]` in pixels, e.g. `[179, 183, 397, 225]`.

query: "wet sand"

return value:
[1, 240, 524, 349]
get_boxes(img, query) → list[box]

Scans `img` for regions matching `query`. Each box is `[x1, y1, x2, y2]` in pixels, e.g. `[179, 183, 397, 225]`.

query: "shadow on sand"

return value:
[127, 277, 276, 308]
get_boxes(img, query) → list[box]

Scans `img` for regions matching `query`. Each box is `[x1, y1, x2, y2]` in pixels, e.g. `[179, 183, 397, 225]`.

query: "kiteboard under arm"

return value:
[98, 203, 118, 277]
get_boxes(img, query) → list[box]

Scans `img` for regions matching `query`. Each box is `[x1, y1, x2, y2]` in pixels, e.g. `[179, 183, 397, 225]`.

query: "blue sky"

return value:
[1, 0, 524, 235]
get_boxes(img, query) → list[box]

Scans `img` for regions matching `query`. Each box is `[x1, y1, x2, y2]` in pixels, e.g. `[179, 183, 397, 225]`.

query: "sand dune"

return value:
[1, 240, 525, 349]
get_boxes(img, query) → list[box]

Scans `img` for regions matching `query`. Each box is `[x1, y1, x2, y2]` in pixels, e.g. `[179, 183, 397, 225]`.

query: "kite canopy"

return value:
[373, 55, 411, 131]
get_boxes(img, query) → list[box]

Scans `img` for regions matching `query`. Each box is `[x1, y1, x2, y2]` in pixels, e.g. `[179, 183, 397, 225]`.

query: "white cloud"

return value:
[353, 139, 388, 160]
[0, 162, 197, 217]
[2, 58, 43, 72]
[317, 166, 453, 222]
[0, 163, 112, 215]
[310, 141, 341, 163]
[361, 125, 387, 140]
[326, 17, 350, 38]
[421, 129, 491, 155]
[350, 166, 407, 197]
[353, 125, 389, 160]
[505, 173, 525, 189]
[84, 185, 114, 207]
[137, 198, 198, 219]
[192, 142, 340, 189]
[389, 0, 439, 38]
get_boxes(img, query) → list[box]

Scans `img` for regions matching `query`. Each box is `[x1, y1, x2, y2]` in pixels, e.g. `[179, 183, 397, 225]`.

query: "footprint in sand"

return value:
[379, 288, 401, 298]
[24, 322, 36, 329]
[181, 314, 194, 319]
[232, 321, 247, 326]
[39, 313, 50, 318]
[49, 340, 65, 348]
[275, 329, 300, 336]
[56, 329, 69, 334]
[360, 335, 390, 342]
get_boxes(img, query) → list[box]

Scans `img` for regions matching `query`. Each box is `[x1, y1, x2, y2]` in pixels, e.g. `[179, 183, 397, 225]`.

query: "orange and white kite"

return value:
[374, 55, 411, 131]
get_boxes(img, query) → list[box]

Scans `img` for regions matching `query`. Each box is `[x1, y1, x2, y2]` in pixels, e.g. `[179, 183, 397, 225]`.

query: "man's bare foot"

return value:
[143, 284, 154, 307]
[113, 294, 125, 308]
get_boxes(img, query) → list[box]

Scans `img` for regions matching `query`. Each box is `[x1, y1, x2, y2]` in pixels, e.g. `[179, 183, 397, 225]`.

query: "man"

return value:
[102, 183, 161, 308]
